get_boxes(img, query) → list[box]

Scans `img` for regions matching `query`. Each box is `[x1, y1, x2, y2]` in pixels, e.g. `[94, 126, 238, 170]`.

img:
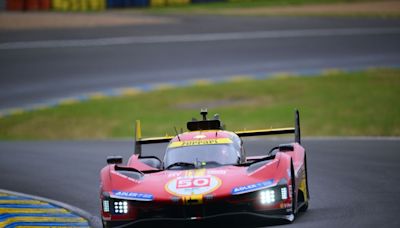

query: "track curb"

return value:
[0, 188, 102, 228]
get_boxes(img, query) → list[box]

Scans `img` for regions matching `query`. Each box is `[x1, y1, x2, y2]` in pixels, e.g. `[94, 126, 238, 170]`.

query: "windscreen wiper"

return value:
[165, 162, 195, 170]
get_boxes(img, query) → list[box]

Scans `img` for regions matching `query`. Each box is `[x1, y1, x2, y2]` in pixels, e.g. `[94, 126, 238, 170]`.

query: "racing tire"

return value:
[102, 219, 113, 228]
[299, 154, 309, 212]
[299, 201, 309, 212]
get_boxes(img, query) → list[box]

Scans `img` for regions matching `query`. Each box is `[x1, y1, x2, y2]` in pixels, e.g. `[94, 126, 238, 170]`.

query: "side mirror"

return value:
[107, 156, 123, 164]
[278, 144, 294, 152]
[139, 156, 162, 169]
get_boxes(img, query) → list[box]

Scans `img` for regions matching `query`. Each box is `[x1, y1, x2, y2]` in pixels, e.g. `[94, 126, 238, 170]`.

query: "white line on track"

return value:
[1, 27, 400, 50]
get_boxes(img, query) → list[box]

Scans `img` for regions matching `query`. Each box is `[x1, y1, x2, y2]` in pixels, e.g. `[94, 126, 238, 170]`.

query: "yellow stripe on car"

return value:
[194, 168, 207, 177]
[169, 138, 233, 148]
[184, 168, 206, 177]
[299, 176, 308, 201]
[182, 194, 203, 205]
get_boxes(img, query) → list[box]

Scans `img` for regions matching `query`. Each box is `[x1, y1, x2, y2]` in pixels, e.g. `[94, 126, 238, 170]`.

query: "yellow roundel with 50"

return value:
[165, 175, 222, 197]
[168, 138, 232, 148]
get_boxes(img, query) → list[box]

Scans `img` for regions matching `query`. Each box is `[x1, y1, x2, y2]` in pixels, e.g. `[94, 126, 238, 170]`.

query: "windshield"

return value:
[164, 144, 239, 168]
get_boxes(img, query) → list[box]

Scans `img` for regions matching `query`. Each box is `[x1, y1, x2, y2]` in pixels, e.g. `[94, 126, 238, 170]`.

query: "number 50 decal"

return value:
[176, 177, 211, 189]
[165, 175, 222, 196]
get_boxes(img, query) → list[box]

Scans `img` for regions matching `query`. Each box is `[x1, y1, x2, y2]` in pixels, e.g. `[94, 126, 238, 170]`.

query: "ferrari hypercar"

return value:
[100, 109, 309, 227]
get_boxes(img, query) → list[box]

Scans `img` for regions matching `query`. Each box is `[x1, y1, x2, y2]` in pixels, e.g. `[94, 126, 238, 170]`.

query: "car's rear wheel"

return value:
[299, 154, 309, 212]
[299, 201, 309, 212]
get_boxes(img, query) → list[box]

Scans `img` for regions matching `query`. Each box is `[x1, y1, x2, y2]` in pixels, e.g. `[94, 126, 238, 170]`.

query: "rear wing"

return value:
[134, 120, 173, 155]
[134, 110, 301, 156]
[236, 110, 301, 143]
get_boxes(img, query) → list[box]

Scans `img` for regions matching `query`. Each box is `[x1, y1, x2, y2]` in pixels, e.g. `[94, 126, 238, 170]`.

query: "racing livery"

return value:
[100, 109, 309, 227]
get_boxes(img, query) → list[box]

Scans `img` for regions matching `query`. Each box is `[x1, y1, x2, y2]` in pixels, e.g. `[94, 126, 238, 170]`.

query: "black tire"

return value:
[299, 154, 309, 212]
[102, 219, 112, 228]
[299, 201, 309, 212]
[304, 154, 310, 199]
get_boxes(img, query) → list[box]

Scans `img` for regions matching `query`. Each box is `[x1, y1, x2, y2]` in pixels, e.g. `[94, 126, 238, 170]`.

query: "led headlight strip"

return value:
[259, 186, 288, 204]
[114, 201, 128, 214]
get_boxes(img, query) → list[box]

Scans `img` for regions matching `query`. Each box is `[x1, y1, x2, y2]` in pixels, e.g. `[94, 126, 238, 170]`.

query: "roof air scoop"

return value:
[187, 108, 223, 131]
[200, 108, 208, 120]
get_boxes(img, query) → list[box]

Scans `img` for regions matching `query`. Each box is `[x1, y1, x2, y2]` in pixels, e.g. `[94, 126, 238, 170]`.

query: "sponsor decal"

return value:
[111, 190, 153, 201]
[168, 138, 232, 148]
[165, 175, 222, 197]
[207, 169, 226, 175]
[168, 171, 183, 178]
[193, 135, 206, 139]
[231, 179, 274, 195]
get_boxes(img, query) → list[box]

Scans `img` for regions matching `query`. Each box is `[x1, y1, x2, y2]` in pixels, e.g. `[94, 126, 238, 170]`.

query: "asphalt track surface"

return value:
[1, 138, 400, 227]
[1, 15, 400, 110]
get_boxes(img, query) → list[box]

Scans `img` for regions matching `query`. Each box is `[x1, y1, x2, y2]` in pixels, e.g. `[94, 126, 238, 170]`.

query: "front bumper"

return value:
[103, 210, 293, 227]
[102, 197, 293, 227]
[101, 184, 293, 227]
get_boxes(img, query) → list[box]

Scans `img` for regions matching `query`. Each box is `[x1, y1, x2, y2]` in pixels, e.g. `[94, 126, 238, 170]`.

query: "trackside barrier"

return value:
[107, 0, 148, 8]
[52, 0, 105, 11]
[4, 0, 226, 11]
[192, 0, 224, 3]
[0, 0, 5, 10]
[6, 0, 51, 10]
[6, 0, 23, 10]
[150, 0, 189, 7]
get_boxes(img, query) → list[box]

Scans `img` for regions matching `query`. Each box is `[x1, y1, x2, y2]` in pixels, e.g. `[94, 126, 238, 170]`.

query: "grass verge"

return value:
[152, 0, 375, 9]
[141, 0, 400, 18]
[0, 68, 399, 140]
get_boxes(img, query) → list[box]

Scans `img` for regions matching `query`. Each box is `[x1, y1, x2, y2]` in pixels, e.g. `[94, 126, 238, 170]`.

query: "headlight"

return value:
[102, 200, 110, 212]
[259, 186, 288, 204]
[259, 189, 275, 204]
[113, 201, 128, 214]
[280, 186, 288, 200]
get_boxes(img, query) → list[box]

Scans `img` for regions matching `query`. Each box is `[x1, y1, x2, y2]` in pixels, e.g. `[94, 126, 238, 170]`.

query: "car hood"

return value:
[107, 161, 283, 202]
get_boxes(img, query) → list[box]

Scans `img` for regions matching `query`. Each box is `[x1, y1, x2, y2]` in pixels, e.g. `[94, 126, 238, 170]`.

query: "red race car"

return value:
[100, 109, 309, 227]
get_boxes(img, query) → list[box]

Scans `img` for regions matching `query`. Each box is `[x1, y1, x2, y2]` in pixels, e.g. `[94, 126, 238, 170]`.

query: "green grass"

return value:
[149, 0, 373, 9]
[140, 0, 392, 16]
[0, 68, 400, 140]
